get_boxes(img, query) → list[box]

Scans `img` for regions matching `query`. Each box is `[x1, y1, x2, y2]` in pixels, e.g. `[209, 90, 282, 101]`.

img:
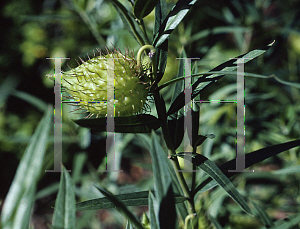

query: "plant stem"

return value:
[142, 45, 195, 215]
[191, 147, 197, 196]
[137, 45, 156, 66]
[152, 90, 193, 215]
[139, 19, 151, 45]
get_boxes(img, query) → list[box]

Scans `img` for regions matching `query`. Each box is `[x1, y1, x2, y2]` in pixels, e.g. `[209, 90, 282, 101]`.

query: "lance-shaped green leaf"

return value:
[134, 0, 159, 20]
[52, 166, 76, 229]
[1, 105, 52, 229]
[166, 41, 275, 116]
[153, 0, 198, 48]
[167, 49, 186, 150]
[194, 139, 300, 194]
[136, 133, 189, 220]
[125, 221, 134, 229]
[149, 191, 159, 229]
[261, 213, 300, 229]
[110, 0, 147, 46]
[208, 216, 224, 229]
[250, 199, 274, 227]
[150, 130, 172, 201]
[93, 186, 146, 229]
[175, 153, 253, 215]
[73, 114, 161, 133]
[76, 190, 187, 211]
[158, 184, 177, 229]
[153, 0, 168, 83]
[150, 131, 178, 228]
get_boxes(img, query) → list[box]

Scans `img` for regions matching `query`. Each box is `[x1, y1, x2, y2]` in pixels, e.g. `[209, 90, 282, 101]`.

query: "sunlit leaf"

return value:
[1, 106, 52, 229]
[52, 167, 76, 229]
[153, 0, 198, 47]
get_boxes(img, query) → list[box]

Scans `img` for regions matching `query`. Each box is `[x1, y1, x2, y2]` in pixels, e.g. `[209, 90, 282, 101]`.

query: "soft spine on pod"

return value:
[61, 47, 152, 118]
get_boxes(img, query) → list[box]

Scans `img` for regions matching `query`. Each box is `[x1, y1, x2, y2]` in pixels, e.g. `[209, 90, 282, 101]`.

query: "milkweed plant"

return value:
[1, 0, 300, 229]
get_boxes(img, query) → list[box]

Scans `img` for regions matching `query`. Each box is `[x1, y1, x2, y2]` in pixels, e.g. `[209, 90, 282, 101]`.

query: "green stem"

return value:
[139, 19, 151, 45]
[152, 90, 192, 215]
[190, 147, 197, 214]
[137, 45, 156, 66]
[139, 45, 194, 215]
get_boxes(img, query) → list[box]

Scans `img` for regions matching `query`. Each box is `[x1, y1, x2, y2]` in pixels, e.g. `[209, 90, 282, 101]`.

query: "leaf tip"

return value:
[269, 40, 275, 46]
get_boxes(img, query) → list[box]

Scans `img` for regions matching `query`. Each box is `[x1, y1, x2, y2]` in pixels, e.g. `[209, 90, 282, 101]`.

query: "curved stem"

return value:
[137, 45, 156, 66]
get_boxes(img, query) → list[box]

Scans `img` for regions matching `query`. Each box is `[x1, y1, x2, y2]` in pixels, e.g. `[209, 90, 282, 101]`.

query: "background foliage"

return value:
[0, 0, 299, 228]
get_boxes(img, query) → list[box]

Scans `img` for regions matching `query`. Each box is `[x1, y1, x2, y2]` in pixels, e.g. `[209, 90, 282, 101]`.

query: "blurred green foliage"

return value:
[0, 0, 299, 228]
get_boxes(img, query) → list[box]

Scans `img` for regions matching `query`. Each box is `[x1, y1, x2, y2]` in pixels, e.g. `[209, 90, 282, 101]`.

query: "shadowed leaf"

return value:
[134, 0, 159, 20]
[73, 114, 161, 133]
[194, 139, 300, 194]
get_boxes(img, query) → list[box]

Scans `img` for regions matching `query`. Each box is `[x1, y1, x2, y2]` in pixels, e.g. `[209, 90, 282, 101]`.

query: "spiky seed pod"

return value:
[61, 48, 152, 118]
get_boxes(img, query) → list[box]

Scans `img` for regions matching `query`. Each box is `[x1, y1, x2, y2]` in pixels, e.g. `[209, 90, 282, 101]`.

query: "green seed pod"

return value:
[61, 48, 152, 118]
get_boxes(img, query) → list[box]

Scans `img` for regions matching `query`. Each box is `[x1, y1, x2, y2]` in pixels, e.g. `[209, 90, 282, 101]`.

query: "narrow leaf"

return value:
[167, 49, 186, 150]
[218, 139, 300, 177]
[194, 139, 300, 194]
[154, 0, 167, 35]
[175, 153, 252, 215]
[167, 41, 275, 116]
[154, 0, 168, 82]
[52, 167, 76, 229]
[208, 215, 224, 229]
[12, 90, 48, 112]
[150, 131, 178, 228]
[150, 130, 172, 201]
[149, 191, 159, 229]
[1, 105, 52, 229]
[110, 0, 147, 45]
[159, 184, 177, 229]
[153, 0, 198, 47]
[250, 199, 274, 227]
[136, 133, 189, 219]
[93, 186, 144, 229]
[134, 0, 159, 20]
[125, 221, 134, 229]
[263, 213, 300, 229]
[76, 190, 187, 211]
[73, 114, 161, 133]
